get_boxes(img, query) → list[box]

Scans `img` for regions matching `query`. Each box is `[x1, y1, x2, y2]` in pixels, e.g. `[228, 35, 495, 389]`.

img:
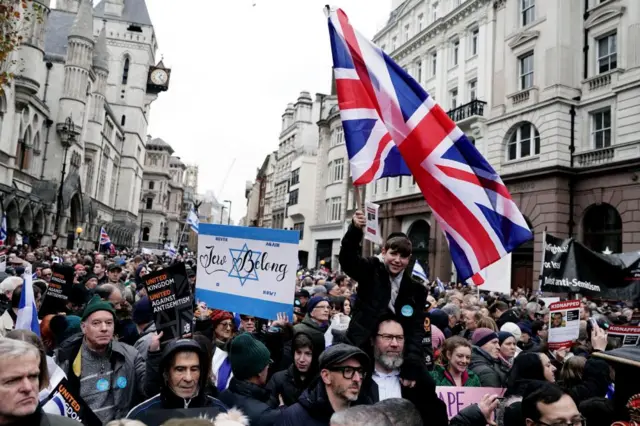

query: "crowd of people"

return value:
[0, 209, 637, 426]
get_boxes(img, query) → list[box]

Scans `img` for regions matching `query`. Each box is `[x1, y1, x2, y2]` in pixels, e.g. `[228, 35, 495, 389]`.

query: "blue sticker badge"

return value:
[401, 305, 414, 317]
[96, 378, 109, 392]
[116, 376, 127, 389]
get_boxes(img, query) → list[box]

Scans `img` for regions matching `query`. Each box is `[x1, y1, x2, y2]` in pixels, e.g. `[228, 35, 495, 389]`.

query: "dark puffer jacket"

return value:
[219, 378, 283, 426]
[469, 346, 509, 388]
[276, 378, 344, 426]
[339, 224, 427, 381]
[266, 364, 315, 407]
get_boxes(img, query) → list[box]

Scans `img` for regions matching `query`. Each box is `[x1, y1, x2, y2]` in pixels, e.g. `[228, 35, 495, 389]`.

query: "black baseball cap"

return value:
[319, 343, 369, 370]
[295, 289, 310, 298]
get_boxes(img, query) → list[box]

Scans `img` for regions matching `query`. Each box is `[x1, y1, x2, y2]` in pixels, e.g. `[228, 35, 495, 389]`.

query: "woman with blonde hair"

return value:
[559, 355, 587, 388]
[476, 316, 498, 331]
[431, 336, 482, 387]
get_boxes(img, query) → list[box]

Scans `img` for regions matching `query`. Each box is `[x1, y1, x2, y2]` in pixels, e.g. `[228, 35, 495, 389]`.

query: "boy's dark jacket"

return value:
[339, 223, 427, 381]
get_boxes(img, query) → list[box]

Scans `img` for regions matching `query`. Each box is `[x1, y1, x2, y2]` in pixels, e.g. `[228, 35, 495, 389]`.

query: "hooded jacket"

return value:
[126, 339, 227, 423]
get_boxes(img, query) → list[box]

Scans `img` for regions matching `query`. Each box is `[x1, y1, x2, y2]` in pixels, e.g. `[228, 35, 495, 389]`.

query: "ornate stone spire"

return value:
[69, 0, 94, 41]
[93, 22, 109, 71]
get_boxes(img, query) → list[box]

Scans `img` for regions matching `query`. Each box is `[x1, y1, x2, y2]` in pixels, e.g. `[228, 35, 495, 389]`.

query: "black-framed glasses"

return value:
[328, 366, 367, 380]
[377, 333, 405, 343]
[535, 416, 586, 426]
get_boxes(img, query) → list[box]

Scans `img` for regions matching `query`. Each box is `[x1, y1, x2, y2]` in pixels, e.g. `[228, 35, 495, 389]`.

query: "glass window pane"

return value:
[604, 129, 611, 147]
[508, 143, 517, 160]
[603, 110, 611, 128]
[595, 131, 603, 149]
[610, 34, 617, 53]
[534, 132, 540, 154]
[598, 37, 608, 56]
[520, 124, 531, 140]
[521, 139, 530, 157]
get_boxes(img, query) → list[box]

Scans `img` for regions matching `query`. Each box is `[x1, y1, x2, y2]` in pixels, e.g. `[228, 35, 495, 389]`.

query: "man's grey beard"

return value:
[375, 347, 404, 370]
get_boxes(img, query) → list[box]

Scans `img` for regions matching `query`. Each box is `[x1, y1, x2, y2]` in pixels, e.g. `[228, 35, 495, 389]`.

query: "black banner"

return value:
[143, 263, 194, 342]
[39, 264, 74, 317]
[41, 378, 102, 426]
[540, 233, 640, 303]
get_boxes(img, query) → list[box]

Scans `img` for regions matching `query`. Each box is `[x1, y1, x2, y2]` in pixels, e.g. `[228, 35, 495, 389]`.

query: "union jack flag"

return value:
[327, 8, 533, 281]
[100, 227, 111, 247]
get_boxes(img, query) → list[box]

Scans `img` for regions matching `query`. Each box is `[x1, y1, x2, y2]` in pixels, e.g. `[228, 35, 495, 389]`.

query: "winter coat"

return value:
[339, 224, 428, 381]
[469, 346, 509, 388]
[127, 338, 228, 424]
[359, 365, 449, 426]
[133, 322, 157, 357]
[219, 378, 284, 426]
[19, 405, 80, 426]
[53, 333, 158, 421]
[430, 364, 482, 387]
[266, 364, 314, 407]
[275, 378, 343, 426]
[293, 316, 327, 360]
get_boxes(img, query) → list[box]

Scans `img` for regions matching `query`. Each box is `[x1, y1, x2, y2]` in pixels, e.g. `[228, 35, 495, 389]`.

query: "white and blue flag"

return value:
[16, 267, 40, 336]
[187, 209, 199, 234]
[0, 213, 6, 245]
[436, 277, 446, 292]
[411, 261, 428, 282]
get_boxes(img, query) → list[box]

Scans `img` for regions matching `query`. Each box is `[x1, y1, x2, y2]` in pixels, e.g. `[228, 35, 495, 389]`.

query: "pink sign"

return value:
[436, 386, 505, 419]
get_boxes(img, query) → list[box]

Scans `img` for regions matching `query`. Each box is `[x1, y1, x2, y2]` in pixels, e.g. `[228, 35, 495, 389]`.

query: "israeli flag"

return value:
[187, 209, 199, 234]
[16, 267, 40, 337]
[436, 277, 446, 292]
[168, 244, 177, 258]
[412, 261, 428, 282]
[0, 213, 6, 245]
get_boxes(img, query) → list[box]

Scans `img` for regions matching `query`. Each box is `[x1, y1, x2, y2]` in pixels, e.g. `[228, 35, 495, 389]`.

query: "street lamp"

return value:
[220, 205, 226, 224]
[52, 115, 76, 247]
[75, 226, 83, 250]
[224, 200, 232, 225]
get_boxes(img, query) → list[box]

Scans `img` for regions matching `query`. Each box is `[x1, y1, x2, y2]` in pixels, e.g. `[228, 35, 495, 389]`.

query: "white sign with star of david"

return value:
[195, 224, 299, 320]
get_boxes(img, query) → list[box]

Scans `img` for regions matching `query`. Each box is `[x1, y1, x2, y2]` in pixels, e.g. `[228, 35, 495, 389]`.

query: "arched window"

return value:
[506, 122, 540, 161]
[16, 126, 32, 171]
[583, 203, 622, 253]
[142, 226, 150, 241]
[33, 132, 41, 152]
[122, 56, 130, 85]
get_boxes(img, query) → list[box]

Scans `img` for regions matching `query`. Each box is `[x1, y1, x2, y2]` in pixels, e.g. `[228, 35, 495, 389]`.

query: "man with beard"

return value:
[339, 211, 427, 390]
[359, 317, 448, 426]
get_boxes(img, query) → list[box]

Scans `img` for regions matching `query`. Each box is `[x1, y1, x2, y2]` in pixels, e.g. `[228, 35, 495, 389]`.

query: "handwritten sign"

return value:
[436, 386, 505, 419]
[143, 263, 194, 342]
[196, 224, 299, 320]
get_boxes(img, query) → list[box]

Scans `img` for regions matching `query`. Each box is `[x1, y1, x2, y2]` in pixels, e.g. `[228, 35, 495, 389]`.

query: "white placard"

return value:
[195, 224, 299, 320]
[548, 300, 581, 350]
[364, 201, 382, 245]
[469, 253, 512, 294]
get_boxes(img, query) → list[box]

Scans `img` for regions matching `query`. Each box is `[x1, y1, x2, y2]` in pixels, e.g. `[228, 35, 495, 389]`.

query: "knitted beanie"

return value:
[497, 331, 515, 345]
[500, 322, 522, 342]
[431, 324, 446, 349]
[228, 333, 271, 380]
[517, 321, 533, 336]
[82, 295, 116, 321]
[472, 328, 499, 347]
[306, 296, 329, 313]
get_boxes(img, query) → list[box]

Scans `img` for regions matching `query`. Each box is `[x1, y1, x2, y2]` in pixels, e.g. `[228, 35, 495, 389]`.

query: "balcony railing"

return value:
[447, 99, 487, 122]
[576, 147, 615, 167]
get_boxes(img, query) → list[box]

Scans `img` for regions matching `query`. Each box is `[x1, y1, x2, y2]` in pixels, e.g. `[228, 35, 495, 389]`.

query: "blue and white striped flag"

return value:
[412, 261, 428, 282]
[168, 244, 177, 258]
[16, 267, 40, 336]
[187, 209, 199, 234]
[436, 277, 446, 292]
[0, 213, 6, 245]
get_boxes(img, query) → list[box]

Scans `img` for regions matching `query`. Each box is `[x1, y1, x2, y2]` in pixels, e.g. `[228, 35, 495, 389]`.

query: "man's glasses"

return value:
[536, 416, 586, 426]
[313, 304, 330, 311]
[377, 333, 405, 343]
[219, 321, 233, 329]
[328, 366, 367, 380]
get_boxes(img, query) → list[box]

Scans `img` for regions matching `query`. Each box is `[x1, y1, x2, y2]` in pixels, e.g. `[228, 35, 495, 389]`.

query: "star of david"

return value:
[228, 243, 261, 286]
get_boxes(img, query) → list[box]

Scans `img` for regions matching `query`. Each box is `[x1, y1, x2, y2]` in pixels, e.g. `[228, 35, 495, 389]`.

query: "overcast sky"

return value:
[143, 0, 391, 222]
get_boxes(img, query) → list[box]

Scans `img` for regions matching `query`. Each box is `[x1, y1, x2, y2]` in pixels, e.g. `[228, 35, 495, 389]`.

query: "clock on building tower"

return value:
[147, 60, 171, 94]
